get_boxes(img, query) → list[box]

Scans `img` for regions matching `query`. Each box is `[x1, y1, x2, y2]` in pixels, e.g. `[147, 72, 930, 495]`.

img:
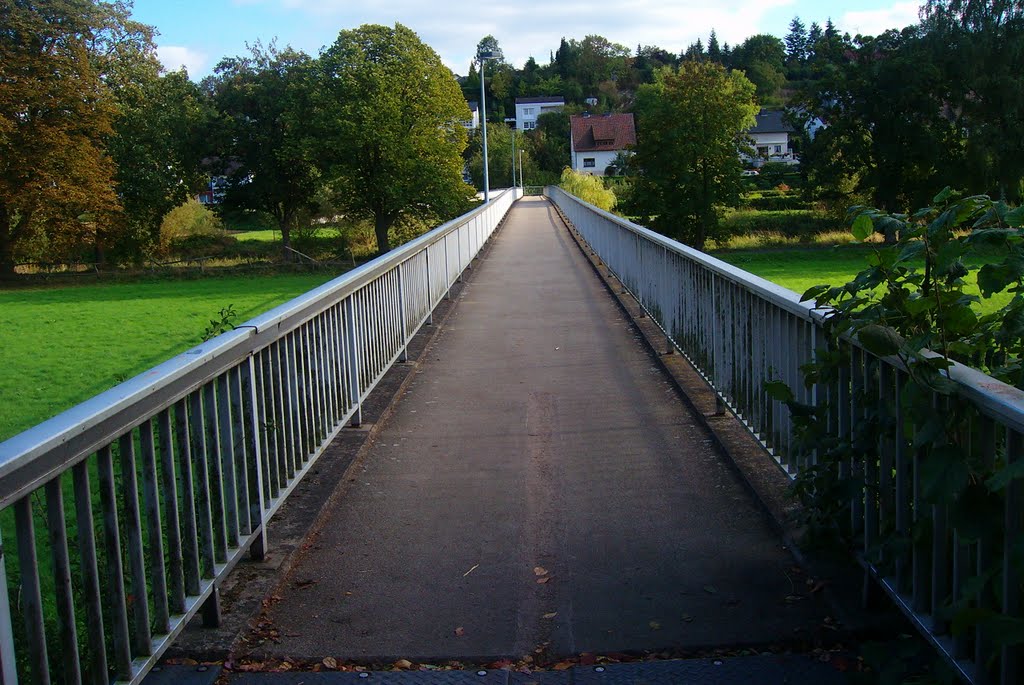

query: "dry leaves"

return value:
[542, 612, 558, 619]
[454, 626, 465, 637]
[533, 566, 548, 576]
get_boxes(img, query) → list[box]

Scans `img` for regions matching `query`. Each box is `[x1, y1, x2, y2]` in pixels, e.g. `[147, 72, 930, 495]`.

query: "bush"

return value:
[159, 200, 224, 255]
[720, 208, 836, 240]
[743, 195, 811, 211]
[559, 168, 616, 211]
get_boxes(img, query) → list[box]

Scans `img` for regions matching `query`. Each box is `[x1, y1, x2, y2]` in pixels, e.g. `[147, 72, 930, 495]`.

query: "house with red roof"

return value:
[570, 113, 636, 177]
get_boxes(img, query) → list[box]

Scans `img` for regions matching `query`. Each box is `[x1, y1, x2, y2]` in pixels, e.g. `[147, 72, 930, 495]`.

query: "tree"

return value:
[785, 16, 808, 64]
[107, 60, 211, 262]
[630, 62, 758, 248]
[0, 0, 130, 273]
[207, 43, 321, 258]
[314, 23, 474, 253]
[530, 110, 572, 176]
[797, 28, 964, 214]
[707, 30, 723, 63]
[923, 0, 1024, 201]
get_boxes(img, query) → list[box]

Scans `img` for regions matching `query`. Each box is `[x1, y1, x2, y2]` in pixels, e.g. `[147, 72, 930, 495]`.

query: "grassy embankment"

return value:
[0, 272, 338, 442]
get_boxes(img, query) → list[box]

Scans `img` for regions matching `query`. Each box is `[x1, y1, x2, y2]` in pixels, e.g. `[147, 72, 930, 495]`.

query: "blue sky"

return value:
[132, 0, 923, 80]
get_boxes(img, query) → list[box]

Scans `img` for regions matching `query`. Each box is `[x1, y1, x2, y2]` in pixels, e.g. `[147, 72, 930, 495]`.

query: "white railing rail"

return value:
[547, 185, 1022, 685]
[0, 188, 520, 685]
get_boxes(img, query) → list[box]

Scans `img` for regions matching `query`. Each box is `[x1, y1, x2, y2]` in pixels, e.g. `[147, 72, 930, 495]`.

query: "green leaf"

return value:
[986, 458, 1024, 492]
[933, 186, 953, 204]
[800, 284, 829, 303]
[851, 213, 873, 241]
[763, 380, 795, 403]
[856, 324, 904, 357]
[1005, 205, 1024, 227]
[942, 306, 978, 336]
[920, 444, 969, 502]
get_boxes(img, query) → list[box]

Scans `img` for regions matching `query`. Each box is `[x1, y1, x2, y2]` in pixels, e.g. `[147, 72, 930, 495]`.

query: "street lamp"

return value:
[478, 50, 495, 202]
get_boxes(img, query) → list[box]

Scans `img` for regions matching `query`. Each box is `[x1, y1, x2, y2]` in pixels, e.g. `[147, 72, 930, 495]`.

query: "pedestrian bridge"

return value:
[0, 190, 1020, 685]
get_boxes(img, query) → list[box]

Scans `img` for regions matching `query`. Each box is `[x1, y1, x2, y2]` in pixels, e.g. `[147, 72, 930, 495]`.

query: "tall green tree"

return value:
[924, 0, 1024, 201]
[206, 43, 321, 258]
[630, 62, 758, 248]
[314, 23, 473, 253]
[798, 28, 965, 213]
[0, 0, 128, 273]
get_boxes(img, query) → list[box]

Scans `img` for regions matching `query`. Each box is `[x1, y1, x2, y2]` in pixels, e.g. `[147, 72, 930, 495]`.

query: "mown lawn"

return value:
[713, 244, 1015, 315]
[0, 272, 339, 442]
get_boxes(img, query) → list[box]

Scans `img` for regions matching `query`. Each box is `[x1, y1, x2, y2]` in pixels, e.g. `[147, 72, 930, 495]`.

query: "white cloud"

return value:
[156, 45, 209, 76]
[250, 0, 796, 73]
[841, 1, 922, 37]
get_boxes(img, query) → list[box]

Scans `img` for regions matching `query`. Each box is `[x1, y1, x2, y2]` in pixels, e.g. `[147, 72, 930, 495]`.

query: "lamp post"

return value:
[519, 150, 524, 190]
[478, 50, 494, 202]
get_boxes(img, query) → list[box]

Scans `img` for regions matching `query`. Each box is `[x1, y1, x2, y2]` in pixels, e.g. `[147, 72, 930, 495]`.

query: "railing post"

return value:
[0, 531, 19, 685]
[345, 296, 363, 427]
[398, 263, 410, 361]
[245, 355, 269, 561]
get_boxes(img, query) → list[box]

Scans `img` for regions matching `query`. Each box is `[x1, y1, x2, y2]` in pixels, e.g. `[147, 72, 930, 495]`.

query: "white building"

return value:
[515, 96, 564, 131]
[747, 109, 795, 161]
[463, 101, 480, 130]
[570, 113, 636, 177]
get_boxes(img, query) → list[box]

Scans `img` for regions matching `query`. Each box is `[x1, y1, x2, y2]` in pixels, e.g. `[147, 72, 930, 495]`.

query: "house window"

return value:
[523, 107, 535, 115]
[524, 121, 536, 129]
[774, 145, 782, 153]
[583, 158, 596, 168]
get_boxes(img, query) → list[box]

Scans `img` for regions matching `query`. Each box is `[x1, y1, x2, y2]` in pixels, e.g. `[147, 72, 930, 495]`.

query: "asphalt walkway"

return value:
[260, 197, 831, 662]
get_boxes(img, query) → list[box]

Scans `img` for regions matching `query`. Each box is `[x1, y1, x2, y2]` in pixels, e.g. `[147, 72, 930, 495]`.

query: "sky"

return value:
[132, 0, 924, 80]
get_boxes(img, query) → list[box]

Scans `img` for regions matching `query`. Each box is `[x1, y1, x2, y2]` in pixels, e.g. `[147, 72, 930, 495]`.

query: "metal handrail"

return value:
[547, 185, 1023, 685]
[0, 188, 520, 685]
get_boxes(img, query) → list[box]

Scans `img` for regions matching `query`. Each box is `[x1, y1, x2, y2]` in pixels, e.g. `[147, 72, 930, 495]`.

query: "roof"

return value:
[467, 100, 478, 112]
[515, 96, 565, 105]
[570, 113, 636, 152]
[750, 109, 795, 134]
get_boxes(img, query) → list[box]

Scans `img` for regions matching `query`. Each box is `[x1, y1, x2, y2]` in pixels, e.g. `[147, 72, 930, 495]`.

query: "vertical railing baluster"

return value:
[118, 433, 153, 657]
[44, 479, 80, 685]
[0, 529, 19, 685]
[97, 446, 133, 680]
[345, 296, 363, 427]
[203, 382, 229, 563]
[175, 399, 202, 596]
[188, 391, 217, 578]
[216, 374, 239, 548]
[15, 497, 49, 685]
[1002, 429, 1022, 685]
[244, 356, 268, 560]
[231, 366, 252, 536]
[140, 420, 170, 634]
[159, 409, 186, 615]
[72, 462, 107, 685]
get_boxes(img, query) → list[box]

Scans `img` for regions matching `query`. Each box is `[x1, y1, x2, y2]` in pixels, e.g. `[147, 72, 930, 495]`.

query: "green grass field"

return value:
[713, 244, 1015, 314]
[0, 272, 339, 442]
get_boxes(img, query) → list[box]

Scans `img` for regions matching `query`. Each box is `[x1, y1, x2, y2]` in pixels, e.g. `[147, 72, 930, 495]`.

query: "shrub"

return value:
[159, 200, 224, 255]
[559, 168, 616, 211]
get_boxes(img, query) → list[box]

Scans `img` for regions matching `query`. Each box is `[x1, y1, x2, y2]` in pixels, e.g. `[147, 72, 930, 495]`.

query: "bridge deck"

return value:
[259, 197, 831, 662]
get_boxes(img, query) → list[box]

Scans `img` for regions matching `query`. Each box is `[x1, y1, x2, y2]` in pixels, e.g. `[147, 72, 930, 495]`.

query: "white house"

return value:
[570, 113, 636, 176]
[515, 96, 564, 131]
[747, 109, 796, 162]
[463, 100, 480, 130]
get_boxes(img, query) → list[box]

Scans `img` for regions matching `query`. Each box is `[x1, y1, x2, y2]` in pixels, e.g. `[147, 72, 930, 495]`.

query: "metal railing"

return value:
[547, 186, 1022, 685]
[0, 188, 520, 685]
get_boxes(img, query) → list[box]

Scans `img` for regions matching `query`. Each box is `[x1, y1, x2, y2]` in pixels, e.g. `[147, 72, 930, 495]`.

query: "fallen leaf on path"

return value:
[580, 653, 596, 666]
[464, 564, 480, 577]
[454, 626, 465, 637]
[703, 585, 718, 594]
[542, 612, 558, 619]
[393, 659, 413, 669]
[682, 614, 694, 623]
[322, 657, 337, 670]
[536, 576, 551, 584]
[649, 621, 661, 630]
[533, 566, 548, 576]
[552, 661, 574, 671]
